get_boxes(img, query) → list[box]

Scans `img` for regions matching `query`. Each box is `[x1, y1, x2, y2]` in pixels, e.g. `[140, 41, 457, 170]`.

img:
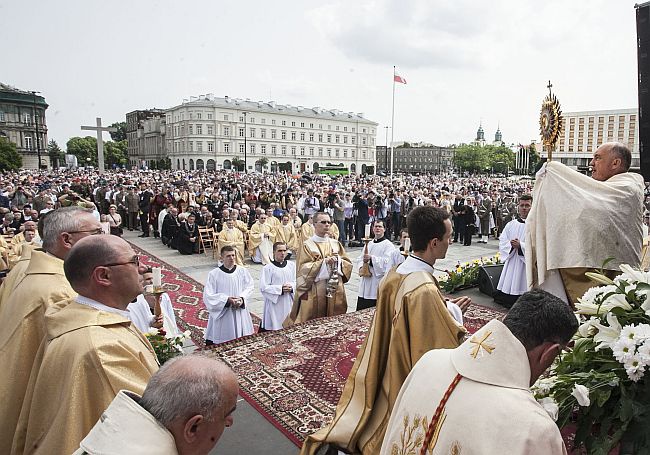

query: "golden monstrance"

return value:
[539, 80, 563, 161]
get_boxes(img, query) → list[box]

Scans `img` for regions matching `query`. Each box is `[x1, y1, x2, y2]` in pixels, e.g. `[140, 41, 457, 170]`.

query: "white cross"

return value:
[81, 117, 117, 174]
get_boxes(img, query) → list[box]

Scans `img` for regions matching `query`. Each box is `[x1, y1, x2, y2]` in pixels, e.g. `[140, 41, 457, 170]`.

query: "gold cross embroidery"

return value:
[469, 330, 495, 359]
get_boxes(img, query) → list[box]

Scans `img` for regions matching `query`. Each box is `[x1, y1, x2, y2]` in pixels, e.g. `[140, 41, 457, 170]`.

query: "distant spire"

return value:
[476, 122, 485, 141]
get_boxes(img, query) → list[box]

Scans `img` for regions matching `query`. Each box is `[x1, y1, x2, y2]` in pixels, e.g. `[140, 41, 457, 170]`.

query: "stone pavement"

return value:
[124, 230, 502, 454]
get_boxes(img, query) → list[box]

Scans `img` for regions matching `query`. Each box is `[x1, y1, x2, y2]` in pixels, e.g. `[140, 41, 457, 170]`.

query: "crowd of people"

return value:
[0, 141, 646, 454]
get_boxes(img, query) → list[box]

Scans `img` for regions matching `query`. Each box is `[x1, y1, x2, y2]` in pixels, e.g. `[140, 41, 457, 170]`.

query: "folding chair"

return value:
[198, 227, 215, 256]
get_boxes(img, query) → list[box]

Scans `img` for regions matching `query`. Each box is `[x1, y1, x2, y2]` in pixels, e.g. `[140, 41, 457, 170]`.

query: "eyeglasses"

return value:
[100, 255, 140, 268]
[67, 228, 104, 235]
[318, 221, 332, 225]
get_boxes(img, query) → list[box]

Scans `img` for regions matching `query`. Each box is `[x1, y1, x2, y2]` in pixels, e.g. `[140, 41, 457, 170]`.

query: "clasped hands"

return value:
[227, 296, 244, 308]
[281, 283, 293, 294]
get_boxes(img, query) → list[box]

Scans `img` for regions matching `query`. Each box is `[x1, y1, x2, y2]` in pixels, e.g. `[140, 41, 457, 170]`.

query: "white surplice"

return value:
[127, 293, 181, 336]
[356, 237, 401, 300]
[203, 265, 254, 343]
[260, 260, 297, 330]
[497, 217, 528, 295]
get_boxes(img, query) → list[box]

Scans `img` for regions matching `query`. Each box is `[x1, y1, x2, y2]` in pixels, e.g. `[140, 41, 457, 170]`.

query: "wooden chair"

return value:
[198, 227, 215, 256]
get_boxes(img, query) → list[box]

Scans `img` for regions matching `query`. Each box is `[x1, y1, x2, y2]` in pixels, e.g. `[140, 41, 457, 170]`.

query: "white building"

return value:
[165, 95, 378, 174]
[542, 108, 639, 170]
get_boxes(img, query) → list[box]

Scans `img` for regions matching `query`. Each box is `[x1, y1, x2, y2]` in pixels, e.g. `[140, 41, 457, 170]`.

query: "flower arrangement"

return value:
[439, 253, 500, 293]
[533, 264, 650, 453]
[145, 328, 192, 364]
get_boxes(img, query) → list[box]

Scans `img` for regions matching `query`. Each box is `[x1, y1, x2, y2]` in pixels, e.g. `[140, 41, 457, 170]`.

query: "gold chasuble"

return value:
[0, 250, 76, 455]
[300, 222, 315, 243]
[12, 301, 159, 455]
[300, 267, 466, 455]
[284, 237, 352, 327]
[0, 244, 35, 309]
[248, 221, 276, 264]
[275, 223, 299, 252]
[218, 228, 246, 265]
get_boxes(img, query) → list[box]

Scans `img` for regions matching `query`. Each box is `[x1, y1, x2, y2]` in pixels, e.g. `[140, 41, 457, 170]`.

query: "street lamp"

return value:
[242, 111, 248, 173]
[30, 91, 42, 169]
[384, 126, 390, 172]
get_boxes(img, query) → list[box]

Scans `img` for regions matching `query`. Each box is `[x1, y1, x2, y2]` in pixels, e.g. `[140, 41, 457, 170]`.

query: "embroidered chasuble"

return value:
[283, 236, 352, 327]
[0, 250, 76, 455]
[381, 320, 567, 454]
[248, 222, 275, 265]
[218, 228, 246, 265]
[300, 263, 466, 454]
[12, 300, 159, 455]
[274, 223, 299, 253]
[0, 245, 35, 309]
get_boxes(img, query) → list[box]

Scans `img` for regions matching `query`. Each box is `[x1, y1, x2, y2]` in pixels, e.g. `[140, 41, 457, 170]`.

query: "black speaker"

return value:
[477, 264, 504, 297]
[637, 2, 650, 180]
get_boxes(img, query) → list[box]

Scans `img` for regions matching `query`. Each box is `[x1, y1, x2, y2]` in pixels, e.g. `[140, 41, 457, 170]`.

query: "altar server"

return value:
[355, 220, 403, 310]
[260, 242, 296, 330]
[128, 268, 181, 336]
[203, 245, 254, 345]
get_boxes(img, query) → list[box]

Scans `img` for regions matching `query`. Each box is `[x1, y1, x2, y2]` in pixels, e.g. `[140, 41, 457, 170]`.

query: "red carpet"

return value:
[206, 304, 505, 447]
[129, 244, 260, 346]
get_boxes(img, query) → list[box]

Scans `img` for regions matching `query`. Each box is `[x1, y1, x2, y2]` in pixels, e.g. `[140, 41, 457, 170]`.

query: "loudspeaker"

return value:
[637, 2, 650, 180]
[477, 264, 504, 297]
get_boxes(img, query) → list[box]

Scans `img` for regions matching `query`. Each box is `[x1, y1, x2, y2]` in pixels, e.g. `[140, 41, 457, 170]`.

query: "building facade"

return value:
[0, 82, 48, 169]
[126, 109, 166, 168]
[544, 108, 639, 170]
[164, 95, 377, 174]
[376, 144, 455, 173]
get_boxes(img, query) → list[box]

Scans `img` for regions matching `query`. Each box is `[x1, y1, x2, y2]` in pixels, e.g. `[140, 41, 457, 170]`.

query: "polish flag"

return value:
[394, 73, 407, 84]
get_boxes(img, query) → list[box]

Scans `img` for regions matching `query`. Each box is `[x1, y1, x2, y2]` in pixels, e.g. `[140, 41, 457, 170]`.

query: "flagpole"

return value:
[390, 65, 396, 177]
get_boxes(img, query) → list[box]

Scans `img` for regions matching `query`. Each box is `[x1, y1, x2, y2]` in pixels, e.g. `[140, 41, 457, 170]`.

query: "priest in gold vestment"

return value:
[274, 214, 299, 257]
[301, 207, 468, 455]
[248, 213, 276, 265]
[218, 218, 246, 265]
[0, 207, 100, 455]
[11, 235, 159, 455]
[284, 212, 352, 327]
[381, 290, 576, 455]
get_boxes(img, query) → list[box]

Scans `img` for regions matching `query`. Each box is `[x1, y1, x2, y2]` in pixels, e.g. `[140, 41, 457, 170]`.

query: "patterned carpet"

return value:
[206, 304, 506, 447]
[130, 244, 260, 346]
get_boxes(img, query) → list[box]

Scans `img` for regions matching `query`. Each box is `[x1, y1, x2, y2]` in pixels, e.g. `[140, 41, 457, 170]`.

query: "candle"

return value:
[404, 238, 411, 252]
[152, 267, 162, 288]
[364, 224, 371, 239]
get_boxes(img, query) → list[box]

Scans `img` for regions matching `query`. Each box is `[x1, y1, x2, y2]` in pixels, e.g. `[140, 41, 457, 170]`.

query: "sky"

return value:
[0, 0, 642, 149]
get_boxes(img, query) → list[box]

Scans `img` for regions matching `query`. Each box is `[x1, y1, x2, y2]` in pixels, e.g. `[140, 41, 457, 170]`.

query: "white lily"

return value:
[577, 318, 598, 338]
[619, 264, 650, 284]
[600, 293, 633, 313]
[571, 384, 591, 407]
[592, 313, 622, 351]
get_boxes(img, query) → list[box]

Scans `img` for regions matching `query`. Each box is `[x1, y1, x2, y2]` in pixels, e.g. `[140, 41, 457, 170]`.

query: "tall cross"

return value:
[81, 117, 116, 174]
[547, 80, 553, 96]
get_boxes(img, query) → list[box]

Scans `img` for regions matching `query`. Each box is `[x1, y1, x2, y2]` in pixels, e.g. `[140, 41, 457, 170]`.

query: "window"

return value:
[309, 133, 314, 142]
[25, 136, 33, 149]
[197, 113, 202, 120]
[224, 114, 229, 121]
[239, 143, 245, 153]
[318, 133, 323, 142]
[344, 126, 347, 132]
[309, 147, 314, 156]
[261, 118, 266, 124]
[239, 128, 245, 137]
[189, 141, 193, 151]
[362, 128, 367, 133]
[239, 116, 244, 122]
[281, 120, 286, 126]
[224, 143, 230, 153]
[250, 128, 256, 138]
[207, 113, 212, 120]
[291, 121, 296, 127]
[24, 113, 31, 125]
[327, 134, 332, 143]
[300, 147, 305, 156]
[291, 146, 296, 155]
[343, 136, 348, 144]
[208, 142, 214, 152]
[197, 141, 203, 152]
[261, 144, 266, 154]
[189, 125, 194, 134]
[271, 129, 277, 139]
[362, 151, 367, 158]
[300, 122, 305, 127]
[207, 125, 213, 135]
[327, 148, 332, 157]
[261, 129, 266, 139]
[328, 125, 332, 130]
[351, 137, 356, 144]
[335, 149, 340, 157]
[281, 131, 287, 140]
[180, 125, 185, 135]
[196, 124, 202, 134]
[335, 135, 340, 143]
[282, 146, 287, 155]
[224, 126, 230, 136]
[319, 124, 323, 129]
[0, 111, 5, 122]
[352, 127, 355, 132]
[291, 132, 296, 140]
[362, 137, 366, 145]
[272, 119, 276, 125]
[343, 150, 348, 158]
[250, 117, 255, 124]
[352, 150, 356, 158]
[318, 148, 323, 157]
[271, 145, 277, 154]
[250, 144, 256, 154]
[300, 132, 305, 141]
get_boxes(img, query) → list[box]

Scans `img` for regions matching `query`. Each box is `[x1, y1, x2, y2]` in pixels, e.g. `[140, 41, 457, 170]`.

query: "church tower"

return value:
[473, 123, 486, 147]
[494, 126, 503, 146]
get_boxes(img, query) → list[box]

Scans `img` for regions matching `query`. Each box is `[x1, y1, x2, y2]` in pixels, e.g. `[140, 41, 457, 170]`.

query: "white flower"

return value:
[624, 355, 647, 382]
[619, 264, 650, 284]
[612, 338, 637, 363]
[580, 286, 606, 305]
[538, 397, 559, 421]
[592, 313, 622, 351]
[183, 330, 192, 339]
[146, 328, 159, 336]
[577, 318, 598, 338]
[633, 324, 650, 342]
[637, 341, 650, 363]
[571, 384, 591, 407]
[534, 377, 557, 395]
[600, 292, 633, 313]
[619, 325, 640, 343]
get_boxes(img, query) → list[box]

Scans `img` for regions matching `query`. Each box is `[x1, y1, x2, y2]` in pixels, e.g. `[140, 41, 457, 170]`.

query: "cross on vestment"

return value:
[81, 117, 117, 174]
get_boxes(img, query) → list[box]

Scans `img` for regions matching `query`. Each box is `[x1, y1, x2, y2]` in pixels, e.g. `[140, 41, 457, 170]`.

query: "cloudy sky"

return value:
[0, 0, 642, 148]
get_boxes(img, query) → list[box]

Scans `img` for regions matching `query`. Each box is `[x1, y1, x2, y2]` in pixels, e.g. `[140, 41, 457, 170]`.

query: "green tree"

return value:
[453, 144, 489, 173]
[47, 139, 64, 168]
[486, 145, 516, 174]
[66, 136, 98, 166]
[528, 143, 540, 174]
[231, 157, 245, 171]
[104, 140, 128, 168]
[109, 122, 127, 142]
[256, 157, 269, 170]
[0, 138, 23, 171]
